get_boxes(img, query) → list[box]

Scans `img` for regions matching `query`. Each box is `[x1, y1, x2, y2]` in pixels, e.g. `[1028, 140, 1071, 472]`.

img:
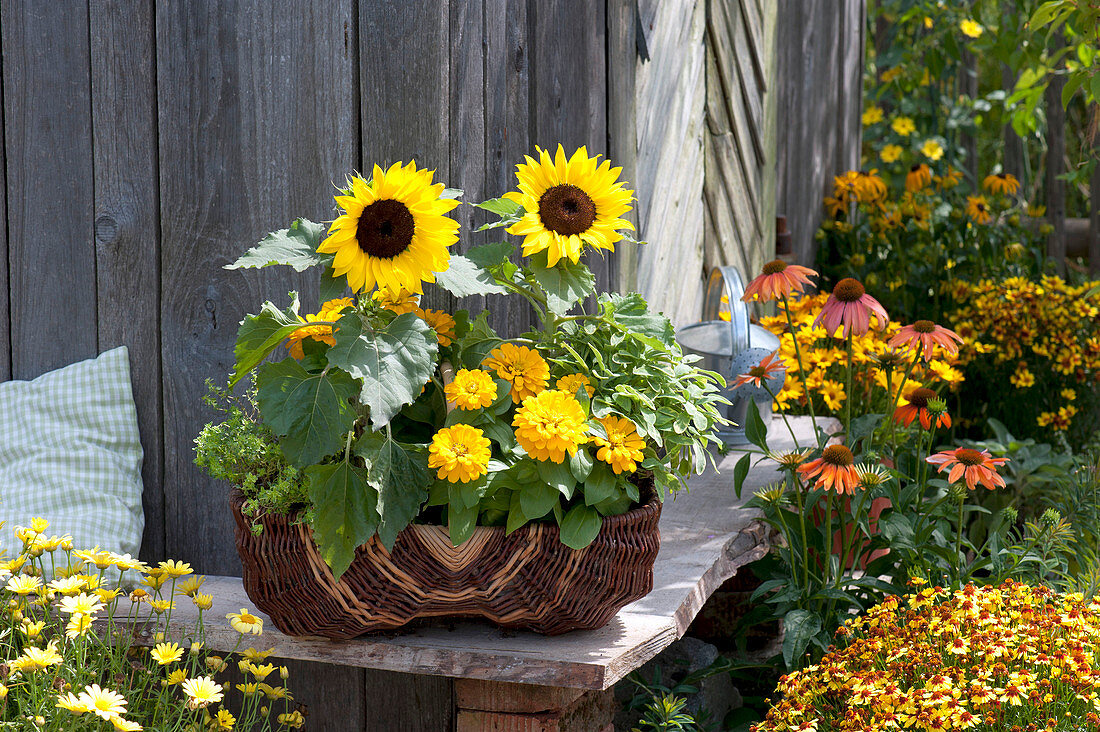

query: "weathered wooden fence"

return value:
[1, 1, 861, 728]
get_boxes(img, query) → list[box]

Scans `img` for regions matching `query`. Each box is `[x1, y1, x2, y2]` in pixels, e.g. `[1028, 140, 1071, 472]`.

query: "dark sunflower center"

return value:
[822, 445, 855, 467]
[955, 448, 985, 466]
[908, 387, 937, 408]
[833, 278, 865, 302]
[913, 320, 936, 333]
[356, 199, 415, 259]
[538, 184, 597, 236]
[762, 259, 788, 275]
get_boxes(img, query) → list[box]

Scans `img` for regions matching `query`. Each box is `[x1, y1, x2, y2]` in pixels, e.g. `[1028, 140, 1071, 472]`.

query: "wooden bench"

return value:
[159, 417, 822, 730]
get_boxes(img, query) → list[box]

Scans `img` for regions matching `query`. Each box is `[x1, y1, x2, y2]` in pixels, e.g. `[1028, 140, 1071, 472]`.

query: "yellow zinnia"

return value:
[513, 390, 588, 463]
[556, 373, 595, 398]
[504, 145, 634, 266]
[483, 343, 549, 403]
[417, 308, 456, 347]
[862, 107, 884, 126]
[444, 369, 498, 411]
[428, 424, 492, 483]
[371, 287, 419, 314]
[592, 416, 645, 474]
[318, 162, 459, 294]
[284, 298, 355, 359]
[960, 18, 983, 38]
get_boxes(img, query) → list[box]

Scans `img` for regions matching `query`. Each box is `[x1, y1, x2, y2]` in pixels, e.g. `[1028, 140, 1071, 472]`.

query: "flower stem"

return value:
[954, 493, 966, 587]
[844, 331, 854, 440]
[792, 480, 812, 591]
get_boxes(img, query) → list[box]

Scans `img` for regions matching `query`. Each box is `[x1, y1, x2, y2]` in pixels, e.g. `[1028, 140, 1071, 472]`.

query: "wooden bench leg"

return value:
[454, 679, 614, 732]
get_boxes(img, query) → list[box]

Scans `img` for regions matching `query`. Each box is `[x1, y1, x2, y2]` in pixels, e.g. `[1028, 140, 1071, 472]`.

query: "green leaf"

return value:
[474, 197, 522, 217]
[355, 432, 432, 550]
[226, 219, 325, 271]
[229, 295, 303, 387]
[436, 254, 507, 297]
[559, 504, 602, 550]
[744, 400, 768, 451]
[583, 461, 618, 506]
[569, 448, 594, 483]
[447, 495, 478, 546]
[537, 459, 577, 499]
[782, 609, 822, 669]
[1062, 70, 1087, 108]
[733, 453, 751, 500]
[527, 251, 596, 316]
[519, 482, 559, 519]
[327, 312, 439, 428]
[319, 263, 347, 302]
[441, 187, 464, 200]
[601, 292, 676, 345]
[306, 460, 377, 580]
[254, 359, 359, 467]
[506, 491, 528, 534]
[465, 241, 515, 270]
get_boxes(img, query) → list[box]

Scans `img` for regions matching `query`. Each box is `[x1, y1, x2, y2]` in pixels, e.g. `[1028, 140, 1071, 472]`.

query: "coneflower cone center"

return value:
[762, 259, 788, 275]
[912, 320, 936, 333]
[357, 199, 415, 258]
[955, 448, 985, 466]
[749, 366, 767, 378]
[821, 445, 855, 467]
[907, 387, 937, 408]
[833, 278, 865, 302]
[538, 184, 596, 235]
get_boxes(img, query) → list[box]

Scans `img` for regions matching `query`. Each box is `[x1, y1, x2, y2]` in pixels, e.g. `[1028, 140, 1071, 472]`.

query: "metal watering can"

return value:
[676, 266, 785, 446]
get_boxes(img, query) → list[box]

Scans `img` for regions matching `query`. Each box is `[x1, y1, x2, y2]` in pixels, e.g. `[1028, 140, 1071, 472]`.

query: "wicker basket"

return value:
[230, 489, 662, 639]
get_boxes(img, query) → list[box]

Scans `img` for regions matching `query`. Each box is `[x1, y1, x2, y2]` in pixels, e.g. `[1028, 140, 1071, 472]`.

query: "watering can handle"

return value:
[714, 265, 751, 354]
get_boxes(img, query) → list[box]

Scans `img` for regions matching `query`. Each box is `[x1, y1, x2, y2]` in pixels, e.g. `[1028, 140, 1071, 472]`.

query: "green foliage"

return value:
[527, 250, 597, 316]
[355, 431, 432, 549]
[225, 217, 327, 272]
[306, 456, 376, 580]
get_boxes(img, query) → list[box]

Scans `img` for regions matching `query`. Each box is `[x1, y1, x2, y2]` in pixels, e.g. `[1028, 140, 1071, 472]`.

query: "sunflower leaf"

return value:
[355, 432, 433, 550]
[229, 295, 303, 387]
[319, 257, 348, 302]
[306, 459, 378, 580]
[226, 218, 326, 272]
[254, 358, 360, 467]
[465, 241, 516, 270]
[441, 187, 464, 200]
[436, 254, 508, 297]
[327, 312, 439, 428]
[474, 197, 522, 217]
[527, 253, 596, 316]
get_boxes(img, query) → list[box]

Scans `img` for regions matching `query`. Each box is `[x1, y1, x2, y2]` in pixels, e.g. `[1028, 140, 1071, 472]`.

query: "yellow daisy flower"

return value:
[181, 676, 224, 710]
[165, 669, 187, 686]
[6, 574, 41, 595]
[504, 145, 634, 266]
[557, 373, 595, 398]
[428, 425, 492, 484]
[192, 593, 214, 610]
[879, 144, 903, 163]
[58, 592, 104, 616]
[109, 717, 142, 732]
[212, 709, 236, 730]
[483, 343, 550, 403]
[891, 116, 916, 137]
[151, 642, 184, 666]
[983, 173, 1020, 196]
[174, 575, 206, 597]
[241, 647, 276, 663]
[157, 559, 192, 578]
[591, 416, 646, 474]
[920, 139, 944, 161]
[444, 369, 498, 410]
[513, 390, 588, 463]
[862, 106, 884, 126]
[56, 691, 88, 714]
[65, 614, 93, 639]
[416, 308, 456, 347]
[76, 684, 128, 722]
[227, 608, 264, 635]
[10, 642, 63, 673]
[318, 162, 460, 294]
[248, 662, 277, 681]
[960, 18, 983, 38]
[279, 711, 306, 729]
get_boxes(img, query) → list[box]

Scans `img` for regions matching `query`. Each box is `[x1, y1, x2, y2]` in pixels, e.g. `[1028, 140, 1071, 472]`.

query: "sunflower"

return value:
[513, 390, 588, 463]
[591, 416, 646, 474]
[428, 425, 492, 483]
[503, 145, 634, 266]
[318, 162, 459, 294]
[483, 343, 550, 403]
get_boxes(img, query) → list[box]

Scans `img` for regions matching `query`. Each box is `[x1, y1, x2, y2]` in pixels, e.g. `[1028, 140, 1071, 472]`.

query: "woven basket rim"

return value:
[228, 475, 661, 539]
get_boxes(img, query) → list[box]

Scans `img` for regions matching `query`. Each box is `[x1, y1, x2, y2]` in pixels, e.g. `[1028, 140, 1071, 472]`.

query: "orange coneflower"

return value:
[966, 196, 993, 225]
[893, 387, 951, 430]
[888, 320, 964, 360]
[926, 448, 1008, 490]
[731, 350, 786, 388]
[982, 173, 1020, 196]
[797, 445, 860, 495]
[906, 163, 932, 192]
[814, 278, 889, 337]
[741, 260, 817, 303]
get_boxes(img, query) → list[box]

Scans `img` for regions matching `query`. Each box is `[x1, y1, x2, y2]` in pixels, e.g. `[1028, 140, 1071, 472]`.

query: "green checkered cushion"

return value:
[0, 347, 144, 562]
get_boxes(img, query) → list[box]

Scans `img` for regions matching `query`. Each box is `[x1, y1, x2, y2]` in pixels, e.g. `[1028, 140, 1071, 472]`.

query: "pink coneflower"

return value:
[893, 387, 951, 429]
[731, 350, 785, 388]
[741, 260, 817, 303]
[926, 448, 1008, 490]
[797, 445, 860, 495]
[813, 278, 889, 337]
[888, 320, 963, 360]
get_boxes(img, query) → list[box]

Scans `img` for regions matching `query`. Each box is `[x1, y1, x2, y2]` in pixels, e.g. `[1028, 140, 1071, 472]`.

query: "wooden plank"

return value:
[0, 23, 10, 381]
[280, 659, 364, 731]
[1, 2, 98, 379]
[1091, 153, 1100, 277]
[156, 0, 357, 574]
[364, 669, 454, 731]
[530, 0, 611, 295]
[160, 418, 831, 691]
[483, 0, 534, 336]
[88, 0, 164, 562]
[360, 0, 451, 312]
[607, 0, 640, 294]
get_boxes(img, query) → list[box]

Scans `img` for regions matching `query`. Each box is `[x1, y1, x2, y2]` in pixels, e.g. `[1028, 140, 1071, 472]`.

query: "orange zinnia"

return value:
[731, 350, 785, 389]
[888, 320, 963, 360]
[797, 445, 860, 495]
[926, 448, 1008, 490]
[741, 260, 817, 303]
[893, 387, 951, 430]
